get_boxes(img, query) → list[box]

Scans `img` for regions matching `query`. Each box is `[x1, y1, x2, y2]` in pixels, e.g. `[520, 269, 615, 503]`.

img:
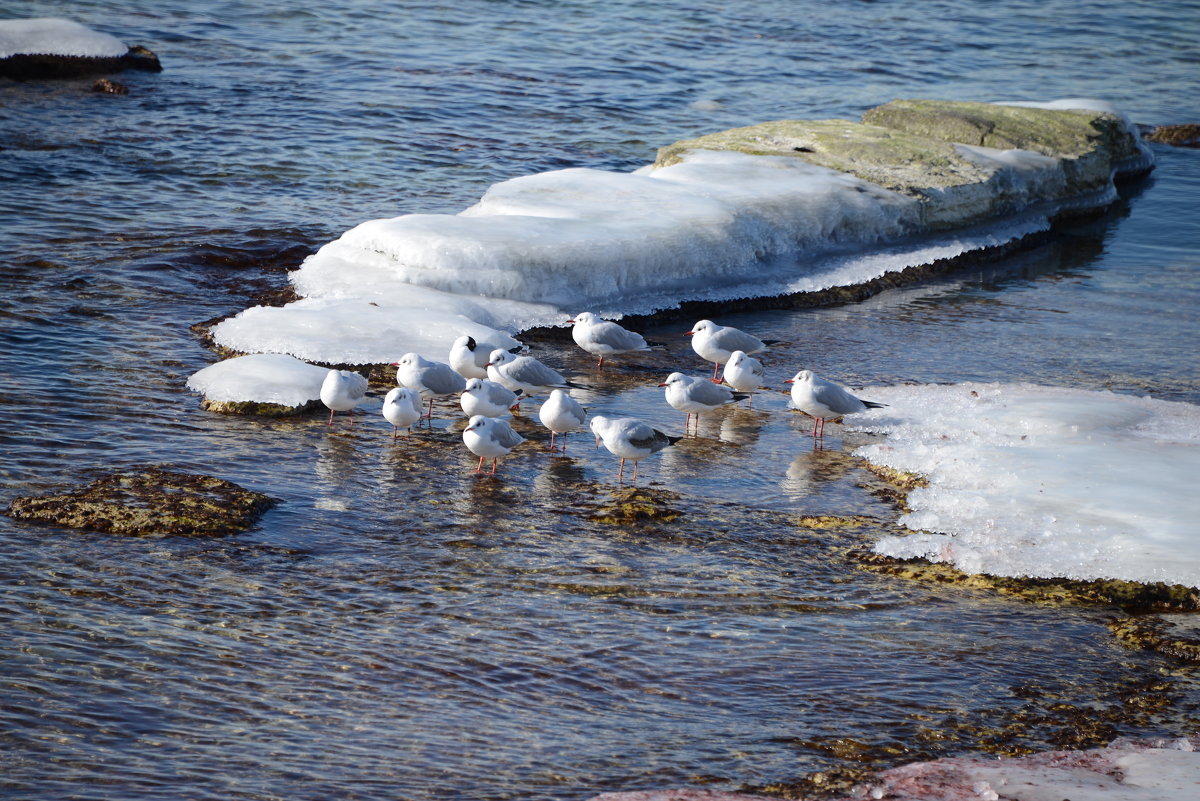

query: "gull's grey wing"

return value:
[592, 321, 647, 351]
[688, 378, 735, 405]
[811, 378, 867, 415]
[712, 327, 766, 353]
[493, 420, 526, 448]
[484, 381, 516, 405]
[508, 357, 566, 387]
[425, 363, 468, 395]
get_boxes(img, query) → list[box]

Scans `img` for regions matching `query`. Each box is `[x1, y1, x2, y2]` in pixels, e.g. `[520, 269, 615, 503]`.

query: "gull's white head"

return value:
[785, 369, 813, 385]
[488, 348, 514, 367]
[687, 319, 715, 336]
[570, 312, 599, 325]
[658, 372, 689, 388]
[463, 378, 484, 392]
[465, 414, 490, 433]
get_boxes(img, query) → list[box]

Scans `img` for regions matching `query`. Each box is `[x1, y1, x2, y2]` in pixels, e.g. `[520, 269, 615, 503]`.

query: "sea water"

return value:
[2, 1, 1199, 799]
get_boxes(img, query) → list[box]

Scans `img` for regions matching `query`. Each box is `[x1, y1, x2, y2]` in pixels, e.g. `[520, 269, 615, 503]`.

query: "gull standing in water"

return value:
[320, 369, 368, 427]
[589, 415, 680, 481]
[786, 369, 886, 438]
[660, 371, 747, 435]
[392, 352, 468, 420]
[449, 335, 523, 380]
[463, 415, 525, 474]
[569, 312, 657, 368]
[721, 350, 765, 406]
[487, 349, 576, 401]
[538, 389, 587, 453]
[688, 319, 777, 381]
[460, 378, 522, 418]
[382, 387, 422, 438]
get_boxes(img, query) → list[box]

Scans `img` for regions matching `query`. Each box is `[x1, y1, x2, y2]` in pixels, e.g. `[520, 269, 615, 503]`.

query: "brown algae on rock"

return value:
[199, 397, 325, 417]
[1110, 615, 1200, 663]
[586, 486, 684, 525]
[6, 467, 276, 537]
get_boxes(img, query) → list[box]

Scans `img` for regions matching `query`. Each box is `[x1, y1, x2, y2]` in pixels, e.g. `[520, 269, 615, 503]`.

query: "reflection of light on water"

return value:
[719, 407, 766, 445]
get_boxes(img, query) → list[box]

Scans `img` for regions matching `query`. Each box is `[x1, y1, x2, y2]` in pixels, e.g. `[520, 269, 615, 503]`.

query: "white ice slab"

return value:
[852, 383, 1200, 587]
[186, 353, 331, 407]
[0, 18, 126, 59]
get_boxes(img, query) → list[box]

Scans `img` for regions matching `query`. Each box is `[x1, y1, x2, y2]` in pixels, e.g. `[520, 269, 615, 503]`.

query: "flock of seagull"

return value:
[318, 315, 885, 480]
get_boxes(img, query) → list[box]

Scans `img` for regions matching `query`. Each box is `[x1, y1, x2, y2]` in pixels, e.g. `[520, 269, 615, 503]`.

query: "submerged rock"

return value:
[1110, 616, 1200, 663]
[585, 486, 684, 525]
[656, 99, 1149, 229]
[6, 467, 276, 537]
[1145, 123, 1200, 148]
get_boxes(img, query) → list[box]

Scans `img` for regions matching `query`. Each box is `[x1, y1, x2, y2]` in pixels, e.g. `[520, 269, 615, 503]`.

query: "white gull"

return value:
[660, 371, 747, 435]
[460, 377, 521, 418]
[463, 415, 525, 474]
[688, 319, 777, 380]
[392, 352, 468, 419]
[786, 369, 886, 438]
[589, 415, 681, 481]
[320, 369, 368, 427]
[569, 311, 656, 368]
[538, 389, 587, 453]
[382, 387, 422, 438]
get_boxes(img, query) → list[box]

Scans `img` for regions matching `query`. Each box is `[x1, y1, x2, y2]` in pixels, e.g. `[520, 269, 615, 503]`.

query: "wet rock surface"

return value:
[1145, 123, 1200, 148]
[0, 45, 162, 81]
[6, 467, 276, 537]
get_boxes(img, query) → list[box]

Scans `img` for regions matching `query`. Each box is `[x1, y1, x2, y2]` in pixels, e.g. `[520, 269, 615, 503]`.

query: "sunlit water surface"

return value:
[2, 1, 1199, 799]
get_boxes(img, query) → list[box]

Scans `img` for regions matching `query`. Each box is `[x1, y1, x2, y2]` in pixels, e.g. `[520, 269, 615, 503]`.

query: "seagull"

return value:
[589, 415, 681, 481]
[659, 371, 747, 435]
[460, 378, 522, 418]
[688, 319, 778, 380]
[785, 369, 887, 438]
[463, 415, 525, 474]
[392, 353, 468, 419]
[487, 349, 576, 401]
[721, 350, 765, 406]
[568, 312, 657, 368]
[382, 387, 423, 438]
[449, 335, 523, 380]
[320, 369, 368, 427]
[538, 389, 587, 453]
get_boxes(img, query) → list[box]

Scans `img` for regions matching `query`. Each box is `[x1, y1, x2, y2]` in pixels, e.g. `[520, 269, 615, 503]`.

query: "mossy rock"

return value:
[0, 45, 162, 81]
[794, 514, 879, 531]
[850, 550, 1200, 611]
[6, 467, 276, 537]
[199, 397, 324, 417]
[1110, 615, 1200, 662]
[587, 486, 683, 525]
[654, 99, 1144, 231]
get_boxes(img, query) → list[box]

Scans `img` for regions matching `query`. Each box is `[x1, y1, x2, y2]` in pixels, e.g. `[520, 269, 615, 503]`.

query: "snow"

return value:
[185, 353, 331, 407]
[0, 18, 127, 60]
[851, 383, 1200, 588]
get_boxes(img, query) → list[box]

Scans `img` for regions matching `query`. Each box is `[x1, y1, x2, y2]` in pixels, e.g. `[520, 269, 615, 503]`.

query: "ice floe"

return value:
[851, 383, 1200, 587]
[0, 18, 126, 60]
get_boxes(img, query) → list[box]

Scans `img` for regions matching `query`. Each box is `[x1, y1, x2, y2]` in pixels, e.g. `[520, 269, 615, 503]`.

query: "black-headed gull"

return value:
[392, 352, 468, 419]
[320, 369, 368, 427]
[589, 415, 681, 481]
[569, 312, 657, 368]
[538, 389, 587, 453]
[449, 335, 522, 380]
[659, 371, 747, 435]
[382, 387, 422, 438]
[785, 369, 886, 438]
[460, 377, 521, 418]
[487, 349, 576, 400]
[688, 319, 778, 380]
[721, 350, 765, 406]
[463, 414, 525, 474]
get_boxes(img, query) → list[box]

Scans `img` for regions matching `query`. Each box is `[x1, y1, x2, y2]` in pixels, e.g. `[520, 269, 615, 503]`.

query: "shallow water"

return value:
[3, 1, 1200, 799]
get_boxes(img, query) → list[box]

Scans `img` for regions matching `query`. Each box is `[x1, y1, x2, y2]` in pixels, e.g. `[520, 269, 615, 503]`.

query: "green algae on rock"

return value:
[199, 397, 324, 417]
[6, 467, 276, 537]
[586, 486, 683, 525]
[655, 99, 1147, 230]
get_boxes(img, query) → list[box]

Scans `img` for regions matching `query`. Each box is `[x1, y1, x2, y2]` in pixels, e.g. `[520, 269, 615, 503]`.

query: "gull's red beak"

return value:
[784, 379, 794, 384]
[389, 361, 400, 367]
[685, 330, 695, 336]
[657, 382, 668, 387]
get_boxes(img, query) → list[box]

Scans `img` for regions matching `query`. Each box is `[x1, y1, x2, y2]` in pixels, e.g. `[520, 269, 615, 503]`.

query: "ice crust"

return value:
[201, 100, 1145, 414]
[0, 18, 126, 59]
[852, 383, 1200, 588]
[185, 354, 331, 407]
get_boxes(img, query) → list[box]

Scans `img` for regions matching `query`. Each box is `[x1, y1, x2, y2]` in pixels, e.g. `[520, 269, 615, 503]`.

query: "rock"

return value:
[0, 45, 161, 81]
[5, 467, 276, 537]
[91, 77, 128, 94]
[585, 486, 683, 525]
[655, 99, 1149, 230]
[1145, 123, 1200, 148]
[1110, 615, 1200, 662]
